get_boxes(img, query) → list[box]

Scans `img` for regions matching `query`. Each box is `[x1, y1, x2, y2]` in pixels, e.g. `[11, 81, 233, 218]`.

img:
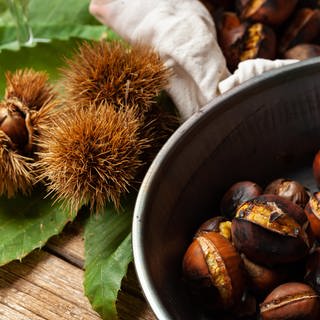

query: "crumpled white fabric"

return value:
[89, 0, 299, 122]
[218, 58, 299, 94]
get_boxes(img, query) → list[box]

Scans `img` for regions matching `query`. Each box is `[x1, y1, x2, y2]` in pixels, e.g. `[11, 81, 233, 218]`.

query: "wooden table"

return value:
[0, 214, 156, 320]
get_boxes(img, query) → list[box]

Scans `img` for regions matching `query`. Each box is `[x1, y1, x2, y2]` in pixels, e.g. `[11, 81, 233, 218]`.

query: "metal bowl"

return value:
[132, 57, 320, 319]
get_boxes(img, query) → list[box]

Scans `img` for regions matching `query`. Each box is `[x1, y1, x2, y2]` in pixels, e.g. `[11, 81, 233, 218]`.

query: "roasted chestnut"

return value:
[195, 216, 232, 239]
[304, 192, 320, 240]
[182, 231, 245, 311]
[239, 23, 277, 62]
[312, 150, 320, 187]
[240, 0, 298, 26]
[259, 282, 320, 320]
[241, 254, 286, 296]
[231, 194, 310, 266]
[215, 11, 248, 71]
[264, 178, 310, 208]
[220, 180, 263, 219]
[279, 8, 320, 53]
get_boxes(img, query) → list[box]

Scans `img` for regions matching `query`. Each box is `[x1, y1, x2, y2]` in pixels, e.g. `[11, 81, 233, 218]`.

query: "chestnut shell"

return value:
[182, 232, 245, 311]
[260, 282, 320, 320]
[264, 178, 310, 208]
[232, 218, 309, 266]
[220, 180, 262, 219]
[304, 192, 320, 240]
[240, 0, 298, 26]
[231, 194, 309, 266]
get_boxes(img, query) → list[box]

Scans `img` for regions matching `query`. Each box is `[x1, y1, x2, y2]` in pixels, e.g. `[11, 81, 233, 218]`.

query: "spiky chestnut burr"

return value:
[60, 40, 170, 112]
[5, 69, 56, 110]
[36, 104, 149, 212]
[0, 69, 57, 197]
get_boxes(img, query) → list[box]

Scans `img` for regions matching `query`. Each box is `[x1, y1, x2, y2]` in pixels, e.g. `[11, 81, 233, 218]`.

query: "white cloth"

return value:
[89, 0, 299, 121]
[218, 59, 299, 94]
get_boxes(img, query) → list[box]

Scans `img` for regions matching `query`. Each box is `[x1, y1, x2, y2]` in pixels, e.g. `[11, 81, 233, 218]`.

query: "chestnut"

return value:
[0, 101, 30, 153]
[259, 282, 320, 320]
[240, 0, 298, 26]
[220, 180, 262, 219]
[283, 43, 320, 59]
[264, 178, 310, 208]
[312, 149, 320, 187]
[241, 254, 286, 296]
[305, 247, 320, 294]
[182, 231, 245, 311]
[231, 194, 310, 266]
[215, 11, 247, 72]
[239, 23, 277, 62]
[304, 192, 320, 240]
[195, 216, 232, 239]
[279, 8, 320, 53]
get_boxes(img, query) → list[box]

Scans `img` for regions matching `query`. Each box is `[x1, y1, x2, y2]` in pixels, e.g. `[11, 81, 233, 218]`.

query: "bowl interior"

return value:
[133, 57, 320, 319]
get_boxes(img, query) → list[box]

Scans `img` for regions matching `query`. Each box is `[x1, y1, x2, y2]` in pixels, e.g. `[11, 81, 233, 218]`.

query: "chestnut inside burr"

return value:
[0, 102, 30, 153]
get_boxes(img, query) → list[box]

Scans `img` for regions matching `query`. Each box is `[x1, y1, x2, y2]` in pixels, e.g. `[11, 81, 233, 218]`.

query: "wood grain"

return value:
[0, 251, 100, 320]
[0, 216, 156, 320]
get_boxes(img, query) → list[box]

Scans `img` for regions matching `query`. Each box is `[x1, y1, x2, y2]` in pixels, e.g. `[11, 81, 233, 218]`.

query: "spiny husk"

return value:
[36, 103, 150, 212]
[0, 69, 58, 197]
[5, 69, 56, 110]
[137, 102, 179, 173]
[0, 132, 34, 197]
[61, 40, 170, 111]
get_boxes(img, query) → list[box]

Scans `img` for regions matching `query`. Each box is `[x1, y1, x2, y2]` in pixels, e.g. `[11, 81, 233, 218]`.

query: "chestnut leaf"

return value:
[84, 199, 134, 320]
[0, 188, 77, 266]
[0, 0, 117, 52]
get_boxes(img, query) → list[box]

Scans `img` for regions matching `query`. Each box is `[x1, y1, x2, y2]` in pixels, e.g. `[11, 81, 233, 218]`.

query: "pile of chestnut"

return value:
[200, 0, 320, 72]
[182, 151, 320, 319]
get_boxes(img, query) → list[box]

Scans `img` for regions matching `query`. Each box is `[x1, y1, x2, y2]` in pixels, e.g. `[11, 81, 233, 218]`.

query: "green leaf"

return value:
[0, 189, 77, 265]
[84, 201, 134, 320]
[0, 0, 118, 50]
[0, 38, 86, 98]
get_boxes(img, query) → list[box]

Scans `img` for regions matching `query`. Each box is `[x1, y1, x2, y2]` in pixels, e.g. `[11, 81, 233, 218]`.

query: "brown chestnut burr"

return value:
[305, 247, 320, 294]
[304, 192, 320, 240]
[231, 194, 310, 266]
[240, 0, 298, 26]
[182, 231, 245, 311]
[220, 180, 263, 219]
[312, 150, 320, 187]
[195, 216, 232, 240]
[259, 282, 320, 320]
[264, 178, 310, 208]
[279, 8, 320, 54]
[239, 23, 277, 62]
[283, 43, 320, 59]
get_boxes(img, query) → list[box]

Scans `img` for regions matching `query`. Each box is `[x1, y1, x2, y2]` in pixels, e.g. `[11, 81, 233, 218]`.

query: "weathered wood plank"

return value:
[46, 221, 85, 269]
[0, 250, 100, 320]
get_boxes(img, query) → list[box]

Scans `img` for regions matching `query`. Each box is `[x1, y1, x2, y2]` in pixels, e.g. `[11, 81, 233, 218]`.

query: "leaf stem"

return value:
[6, 0, 34, 45]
